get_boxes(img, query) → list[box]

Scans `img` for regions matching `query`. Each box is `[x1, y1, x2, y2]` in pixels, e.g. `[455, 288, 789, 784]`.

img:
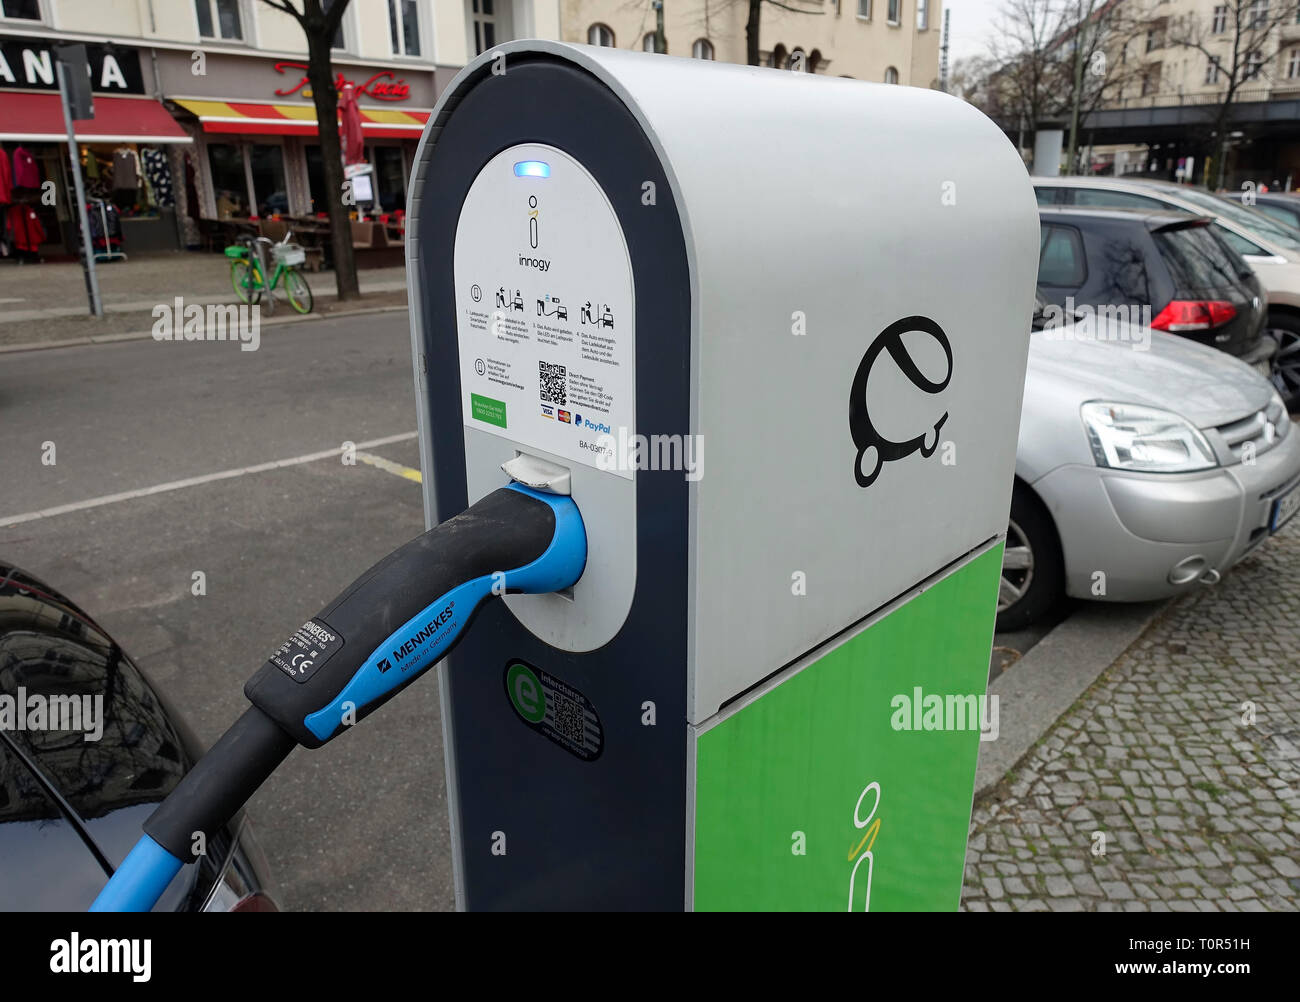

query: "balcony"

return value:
[1107, 84, 1275, 110]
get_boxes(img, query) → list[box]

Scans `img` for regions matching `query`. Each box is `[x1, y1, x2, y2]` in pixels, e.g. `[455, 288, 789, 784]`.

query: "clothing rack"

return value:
[88, 198, 127, 263]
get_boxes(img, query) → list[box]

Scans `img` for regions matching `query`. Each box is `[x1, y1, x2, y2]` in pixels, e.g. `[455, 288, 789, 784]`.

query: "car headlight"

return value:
[1081, 402, 1218, 473]
[1266, 389, 1290, 441]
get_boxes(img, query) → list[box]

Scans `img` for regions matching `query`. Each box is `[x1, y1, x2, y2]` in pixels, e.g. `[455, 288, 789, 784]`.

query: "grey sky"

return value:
[946, 0, 1001, 61]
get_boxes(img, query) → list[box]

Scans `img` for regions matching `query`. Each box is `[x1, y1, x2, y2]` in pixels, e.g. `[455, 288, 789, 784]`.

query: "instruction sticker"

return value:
[267, 618, 343, 685]
[454, 143, 635, 479]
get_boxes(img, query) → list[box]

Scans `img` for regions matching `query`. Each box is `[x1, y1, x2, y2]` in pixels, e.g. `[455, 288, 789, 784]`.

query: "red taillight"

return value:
[1150, 300, 1237, 332]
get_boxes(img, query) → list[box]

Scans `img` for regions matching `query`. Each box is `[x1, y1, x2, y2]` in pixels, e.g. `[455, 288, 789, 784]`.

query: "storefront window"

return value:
[78, 143, 172, 219]
[249, 144, 287, 217]
[208, 143, 247, 218]
[374, 147, 405, 213]
[305, 145, 327, 215]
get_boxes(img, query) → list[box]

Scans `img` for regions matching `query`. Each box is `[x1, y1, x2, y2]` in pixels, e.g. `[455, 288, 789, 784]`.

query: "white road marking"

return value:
[0, 431, 418, 528]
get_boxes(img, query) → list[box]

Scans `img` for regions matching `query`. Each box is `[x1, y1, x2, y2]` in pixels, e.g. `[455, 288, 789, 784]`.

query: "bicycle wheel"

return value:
[283, 267, 314, 314]
[230, 259, 261, 304]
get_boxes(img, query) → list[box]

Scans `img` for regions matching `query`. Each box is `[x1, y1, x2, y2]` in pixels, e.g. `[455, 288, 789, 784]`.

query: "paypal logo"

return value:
[581, 417, 611, 434]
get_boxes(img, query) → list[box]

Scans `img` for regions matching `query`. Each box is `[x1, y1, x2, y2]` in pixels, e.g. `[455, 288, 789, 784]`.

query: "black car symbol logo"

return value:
[849, 315, 953, 488]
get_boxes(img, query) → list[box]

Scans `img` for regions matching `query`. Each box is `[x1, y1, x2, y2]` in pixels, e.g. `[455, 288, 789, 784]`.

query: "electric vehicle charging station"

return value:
[88, 38, 1038, 916]
[407, 41, 1040, 910]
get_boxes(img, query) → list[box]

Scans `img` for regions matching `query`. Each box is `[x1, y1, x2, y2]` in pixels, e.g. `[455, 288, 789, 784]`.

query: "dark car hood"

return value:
[0, 563, 215, 910]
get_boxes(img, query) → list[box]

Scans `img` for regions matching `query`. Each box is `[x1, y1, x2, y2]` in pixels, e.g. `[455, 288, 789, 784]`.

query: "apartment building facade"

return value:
[559, 0, 942, 85]
[1085, 0, 1300, 185]
[1108, 0, 1300, 106]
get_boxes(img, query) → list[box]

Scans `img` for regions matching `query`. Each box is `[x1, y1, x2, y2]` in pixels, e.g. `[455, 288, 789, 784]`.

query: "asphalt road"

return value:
[0, 313, 446, 911]
[0, 311, 1056, 911]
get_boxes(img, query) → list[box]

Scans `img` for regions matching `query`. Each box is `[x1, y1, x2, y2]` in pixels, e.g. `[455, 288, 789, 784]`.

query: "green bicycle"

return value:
[226, 232, 314, 315]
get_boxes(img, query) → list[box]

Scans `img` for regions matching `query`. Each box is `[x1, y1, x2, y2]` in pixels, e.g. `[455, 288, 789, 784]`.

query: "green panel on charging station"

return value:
[694, 545, 1002, 911]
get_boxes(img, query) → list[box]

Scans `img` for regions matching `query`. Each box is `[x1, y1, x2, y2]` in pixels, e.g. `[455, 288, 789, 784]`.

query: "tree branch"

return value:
[762, 0, 825, 13]
[258, 0, 305, 26]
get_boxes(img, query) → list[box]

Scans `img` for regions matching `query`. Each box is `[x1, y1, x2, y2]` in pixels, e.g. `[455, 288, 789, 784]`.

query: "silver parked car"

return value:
[998, 301, 1300, 629]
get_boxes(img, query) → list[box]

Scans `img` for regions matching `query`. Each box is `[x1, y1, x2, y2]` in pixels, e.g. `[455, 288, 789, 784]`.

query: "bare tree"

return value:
[949, 55, 999, 105]
[976, 0, 1140, 167]
[1162, 0, 1300, 189]
[710, 0, 824, 66]
[1061, 0, 1143, 172]
[259, 0, 359, 301]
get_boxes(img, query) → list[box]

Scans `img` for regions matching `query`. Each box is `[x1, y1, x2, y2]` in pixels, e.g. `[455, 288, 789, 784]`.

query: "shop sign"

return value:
[272, 61, 410, 101]
[0, 38, 144, 94]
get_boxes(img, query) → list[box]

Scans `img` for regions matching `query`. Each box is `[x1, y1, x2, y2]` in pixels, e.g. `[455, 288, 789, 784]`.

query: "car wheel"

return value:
[1265, 313, 1300, 411]
[996, 484, 1064, 632]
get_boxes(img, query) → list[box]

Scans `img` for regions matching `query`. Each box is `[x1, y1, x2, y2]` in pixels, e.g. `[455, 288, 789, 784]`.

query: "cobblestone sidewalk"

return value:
[962, 518, 1300, 912]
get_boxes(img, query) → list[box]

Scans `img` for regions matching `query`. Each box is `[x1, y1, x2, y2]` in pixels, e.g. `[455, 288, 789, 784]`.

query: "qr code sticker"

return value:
[551, 691, 585, 746]
[539, 361, 567, 406]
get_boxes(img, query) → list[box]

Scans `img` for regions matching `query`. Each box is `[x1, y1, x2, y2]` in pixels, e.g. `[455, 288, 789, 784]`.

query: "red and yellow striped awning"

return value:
[172, 99, 429, 138]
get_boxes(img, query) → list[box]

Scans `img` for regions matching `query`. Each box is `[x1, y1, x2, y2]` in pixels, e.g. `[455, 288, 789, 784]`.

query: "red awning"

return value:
[172, 98, 429, 139]
[0, 93, 191, 144]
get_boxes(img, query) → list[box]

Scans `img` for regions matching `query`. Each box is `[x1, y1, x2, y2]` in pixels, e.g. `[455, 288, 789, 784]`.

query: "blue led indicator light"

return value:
[514, 161, 551, 178]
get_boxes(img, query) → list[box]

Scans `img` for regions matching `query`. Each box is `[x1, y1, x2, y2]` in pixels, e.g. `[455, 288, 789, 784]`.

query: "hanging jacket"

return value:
[0, 148, 12, 204]
[12, 147, 39, 189]
[6, 204, 45, 252]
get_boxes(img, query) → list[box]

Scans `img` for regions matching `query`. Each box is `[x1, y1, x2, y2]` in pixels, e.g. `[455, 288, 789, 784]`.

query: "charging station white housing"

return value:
[407, 41, 1039, 911]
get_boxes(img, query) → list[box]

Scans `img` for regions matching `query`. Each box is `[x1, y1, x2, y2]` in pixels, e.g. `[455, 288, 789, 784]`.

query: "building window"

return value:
[1247, 0, 1268, 29]
[0, 0, 42, 19]
[917, 0, 928, 30]
[471, 0, 496, 55]
[325, 0, 347, 50]
[1205, 58, 1220, 84]
[643, 32, 657, 52]
[1212, 5, 1227, 33]
[388, 0, 421, 56]
[1145, 28, 1160, 52]
[692, 38, 714, 59]
[588, 23, 615, 46]
[884, 65, 899, 84]
[887, 0, 900, 25]
[857, 0, 871, 17]
[195, 0, 243, 40]
[1141, 67, 1160, 94]
[1245, 50, 1264, 79]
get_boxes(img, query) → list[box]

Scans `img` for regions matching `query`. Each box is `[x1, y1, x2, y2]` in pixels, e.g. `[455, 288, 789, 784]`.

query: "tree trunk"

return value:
[307, 34, 360, 301]
[747, 0, 762, 66]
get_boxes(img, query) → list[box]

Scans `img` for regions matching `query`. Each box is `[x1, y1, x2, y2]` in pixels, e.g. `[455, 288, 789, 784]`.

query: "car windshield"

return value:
[1172, 185, 1300, 252]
